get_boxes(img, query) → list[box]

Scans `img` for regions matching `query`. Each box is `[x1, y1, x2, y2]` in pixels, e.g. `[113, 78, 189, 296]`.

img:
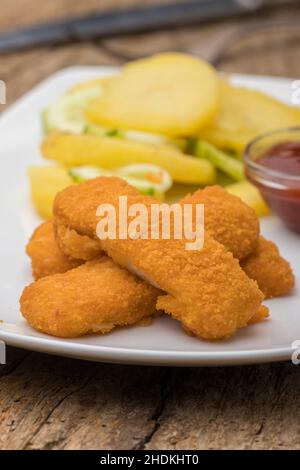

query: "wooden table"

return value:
[1, 0, 300, 450]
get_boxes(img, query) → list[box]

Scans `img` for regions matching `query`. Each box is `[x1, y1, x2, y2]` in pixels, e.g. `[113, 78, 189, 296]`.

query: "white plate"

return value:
[0, 67, 299, 366]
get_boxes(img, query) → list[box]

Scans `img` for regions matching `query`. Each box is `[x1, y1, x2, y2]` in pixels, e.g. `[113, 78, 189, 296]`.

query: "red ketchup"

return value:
[249, 141, 300, 233]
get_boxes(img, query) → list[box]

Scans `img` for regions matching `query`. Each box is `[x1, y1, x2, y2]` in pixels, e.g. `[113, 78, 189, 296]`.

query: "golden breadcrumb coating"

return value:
[53, 176, 143, 238]
[54, 177, 265, 340]
[54, 184, 259, 262]
[20, 257, 160, 338]
[181, 186, 259, 260]
[26, 221, 81, 280]
[151, 236, 264, 340]
[54, 219, 102, 261]
[240, 236, 295, 298]
[247, 305, 269, 325]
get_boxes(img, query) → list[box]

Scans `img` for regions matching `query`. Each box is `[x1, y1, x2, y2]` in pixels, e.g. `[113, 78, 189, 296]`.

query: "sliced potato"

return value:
[200, 80, 300, 153]
[28, 165, 73, 219]
[86, 53, 220, 137]
[41, 132, 216, 185]
[68, 76, 113, 94]
[226, 180, 270, 217]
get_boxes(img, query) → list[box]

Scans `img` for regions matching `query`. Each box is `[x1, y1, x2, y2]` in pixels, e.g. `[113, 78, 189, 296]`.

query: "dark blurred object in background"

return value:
[0, 0, 298, 54]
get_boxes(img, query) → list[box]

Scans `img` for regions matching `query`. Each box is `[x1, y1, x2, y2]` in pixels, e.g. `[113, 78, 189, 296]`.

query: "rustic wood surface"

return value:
[1, 0, 300, 450]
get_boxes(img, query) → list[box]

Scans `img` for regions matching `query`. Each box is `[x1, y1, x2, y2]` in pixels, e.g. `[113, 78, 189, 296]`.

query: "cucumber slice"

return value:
[85, 124, 124, 139]
[68, 164, 172, 196]
[117, 164, 172, 193]
[124, 130, 170, 145]
[68, 166, 111, 183]
[85, 123, 186, 150]
[41, 109, 52, 134]
[194, 140, 245, 182]
[43, 86, 103, 134]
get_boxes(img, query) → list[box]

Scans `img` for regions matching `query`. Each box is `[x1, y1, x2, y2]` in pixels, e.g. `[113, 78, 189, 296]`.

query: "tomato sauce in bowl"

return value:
[244, 128, 300, 233]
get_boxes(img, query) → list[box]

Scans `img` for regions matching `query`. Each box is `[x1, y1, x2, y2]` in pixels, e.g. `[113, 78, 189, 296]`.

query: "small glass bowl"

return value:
[244, 127, 300, 233]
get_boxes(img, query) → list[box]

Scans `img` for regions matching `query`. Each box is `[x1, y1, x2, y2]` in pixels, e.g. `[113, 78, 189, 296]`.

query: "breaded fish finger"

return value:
[54, 185, 259, 262]
[181, 186, 259, 260]
[54, 177, 265, 340]
[247, 305, 269, 325]
[53, 220, 293, 302]
[240, 236, 295, 298]
[26, 221, 82, 280]
[20, 257, 160, 338]
[54, 219, 102, 261]
[150, 236, 265, 340]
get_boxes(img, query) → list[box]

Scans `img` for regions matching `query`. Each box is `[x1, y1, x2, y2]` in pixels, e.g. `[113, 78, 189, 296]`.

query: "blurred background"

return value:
[1, 0, 300, 109]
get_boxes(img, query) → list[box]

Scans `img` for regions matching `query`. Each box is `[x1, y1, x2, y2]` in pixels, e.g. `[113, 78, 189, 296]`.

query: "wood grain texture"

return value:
[1, 0, 300, 450]
[1, 351, 300, 450]
[0, 350, 166, 450]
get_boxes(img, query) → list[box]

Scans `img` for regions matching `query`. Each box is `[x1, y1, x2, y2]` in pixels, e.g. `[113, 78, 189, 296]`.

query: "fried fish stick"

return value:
[54, 177, 265, 340]
[54, 185, 259, 263]
[248, 305, 269, 325]
[181, 186, 259, 260]
[54, 219, 102, 261]
[151, 238, 265, 340]
[55, 220, 268, 335]
[240, 236, 295, 298]
[54, 218, 293, 301]
[20, 257, 160, 338]
[54, 183, 289, 303]
[26, 221, 82, 280]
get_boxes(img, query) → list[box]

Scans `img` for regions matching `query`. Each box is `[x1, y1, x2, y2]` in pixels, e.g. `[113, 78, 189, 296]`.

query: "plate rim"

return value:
[0, 329, 294, 366]
[0, 66, 298, 367]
